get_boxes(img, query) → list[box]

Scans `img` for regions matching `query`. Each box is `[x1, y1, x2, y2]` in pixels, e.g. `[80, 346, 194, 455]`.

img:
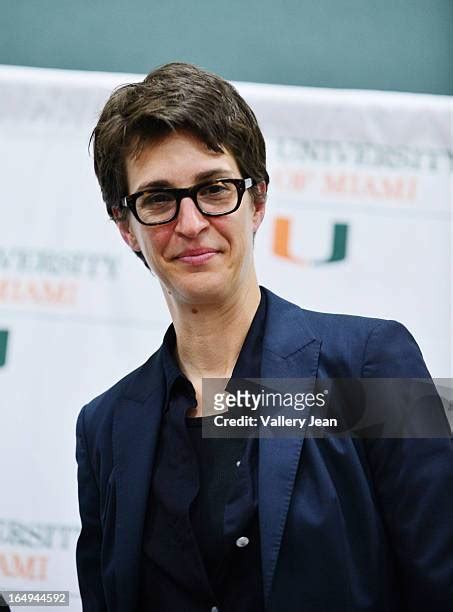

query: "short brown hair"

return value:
[91, 62, 269, 219]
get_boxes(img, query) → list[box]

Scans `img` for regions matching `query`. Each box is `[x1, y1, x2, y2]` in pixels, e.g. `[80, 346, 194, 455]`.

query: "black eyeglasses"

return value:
[115, 177, 256, 226]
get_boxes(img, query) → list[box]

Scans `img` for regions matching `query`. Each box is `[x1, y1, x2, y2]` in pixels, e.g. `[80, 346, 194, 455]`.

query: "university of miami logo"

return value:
[0, 330, 8, 367]
[273, 217, 349, 265]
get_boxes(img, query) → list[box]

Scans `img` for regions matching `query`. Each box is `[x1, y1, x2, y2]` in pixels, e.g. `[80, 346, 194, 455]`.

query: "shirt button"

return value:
[236, 536, 249, 548]
[236, 460, 241, 467]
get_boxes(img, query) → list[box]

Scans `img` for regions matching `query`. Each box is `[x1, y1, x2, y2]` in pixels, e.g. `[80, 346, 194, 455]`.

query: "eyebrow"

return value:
[135, 168, 236, 192]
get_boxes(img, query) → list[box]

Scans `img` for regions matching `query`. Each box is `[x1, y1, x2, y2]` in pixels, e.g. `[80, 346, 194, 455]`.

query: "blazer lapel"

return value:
[258, 288, 321, 604]
[111, 353, 166, 611]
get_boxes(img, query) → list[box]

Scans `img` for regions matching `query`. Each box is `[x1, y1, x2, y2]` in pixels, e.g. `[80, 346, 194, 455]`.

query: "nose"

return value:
[174, 196, 209, 237]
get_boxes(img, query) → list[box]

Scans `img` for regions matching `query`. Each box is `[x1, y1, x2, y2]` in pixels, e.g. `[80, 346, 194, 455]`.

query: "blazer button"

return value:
[236, 536, 249, 548]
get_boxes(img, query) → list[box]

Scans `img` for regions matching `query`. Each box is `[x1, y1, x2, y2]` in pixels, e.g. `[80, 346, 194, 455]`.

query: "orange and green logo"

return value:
[273, 217, 348, 265]
[0, 330, 9, 367]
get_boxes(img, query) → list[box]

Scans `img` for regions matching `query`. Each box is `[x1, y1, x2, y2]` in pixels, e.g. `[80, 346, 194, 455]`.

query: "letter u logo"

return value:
[273, 217, 348, 265]
[0, 330, 9, 367]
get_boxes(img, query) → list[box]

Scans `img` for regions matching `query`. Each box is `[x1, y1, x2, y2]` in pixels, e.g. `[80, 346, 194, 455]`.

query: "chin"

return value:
[170, 273, 232, 305]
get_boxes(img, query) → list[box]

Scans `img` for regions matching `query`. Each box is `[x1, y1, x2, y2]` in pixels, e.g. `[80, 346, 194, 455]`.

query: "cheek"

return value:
[213, 218, 254, 263]
[214, 207, 254, 241]
[137, 227, 172, 260]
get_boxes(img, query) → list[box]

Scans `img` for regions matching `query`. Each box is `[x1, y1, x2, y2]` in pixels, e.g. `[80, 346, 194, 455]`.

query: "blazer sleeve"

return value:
[361, 320, 453, 611]
[76, 405, 108, 612]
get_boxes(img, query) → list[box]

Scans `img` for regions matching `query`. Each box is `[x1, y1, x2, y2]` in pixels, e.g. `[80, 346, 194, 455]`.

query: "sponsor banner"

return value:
[241, 83, 452, 378]
[0, 65, 451, 608]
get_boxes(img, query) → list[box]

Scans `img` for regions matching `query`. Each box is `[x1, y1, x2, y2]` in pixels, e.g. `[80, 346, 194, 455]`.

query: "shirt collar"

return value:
[161, 324, 184, 397]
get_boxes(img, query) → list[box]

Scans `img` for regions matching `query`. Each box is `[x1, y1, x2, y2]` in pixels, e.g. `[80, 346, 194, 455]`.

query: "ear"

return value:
[251, 180, 267, 233]
[115, 215, 141, 253]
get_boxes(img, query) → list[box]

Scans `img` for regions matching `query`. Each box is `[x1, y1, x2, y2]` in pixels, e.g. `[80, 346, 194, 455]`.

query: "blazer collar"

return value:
[259, 287, 321, 604]
[260, 286, 318, 358]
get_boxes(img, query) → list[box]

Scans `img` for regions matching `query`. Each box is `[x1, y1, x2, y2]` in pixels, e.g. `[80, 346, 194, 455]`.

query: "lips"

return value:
[175, 248, 219, 265]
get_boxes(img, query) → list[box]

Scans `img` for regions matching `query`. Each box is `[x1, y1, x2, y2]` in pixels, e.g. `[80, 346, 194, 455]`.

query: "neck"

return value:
[166, 280, 261, 381]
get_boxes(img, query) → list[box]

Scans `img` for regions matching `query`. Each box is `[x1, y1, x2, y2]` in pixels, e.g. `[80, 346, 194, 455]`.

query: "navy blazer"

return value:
[76, 287, 453, 611]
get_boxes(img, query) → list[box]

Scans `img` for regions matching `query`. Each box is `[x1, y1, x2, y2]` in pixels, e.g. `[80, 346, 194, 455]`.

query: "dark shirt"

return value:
[138, 289, 266, 611]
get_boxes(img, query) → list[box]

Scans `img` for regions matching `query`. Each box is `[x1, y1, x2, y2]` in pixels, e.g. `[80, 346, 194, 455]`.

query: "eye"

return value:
[198, 181, 233, 199]
[140, 191, 175, 207]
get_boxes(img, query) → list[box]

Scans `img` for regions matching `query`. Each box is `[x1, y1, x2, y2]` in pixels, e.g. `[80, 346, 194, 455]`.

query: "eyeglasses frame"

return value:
[115, 177, 256, 226]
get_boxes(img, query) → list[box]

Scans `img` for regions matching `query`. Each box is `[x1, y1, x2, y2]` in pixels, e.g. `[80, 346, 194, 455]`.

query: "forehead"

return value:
[125, 130, 241, 193]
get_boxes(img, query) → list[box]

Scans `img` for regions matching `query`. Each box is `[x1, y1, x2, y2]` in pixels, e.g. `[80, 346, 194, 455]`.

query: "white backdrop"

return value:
[0, 65, 451, 609]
